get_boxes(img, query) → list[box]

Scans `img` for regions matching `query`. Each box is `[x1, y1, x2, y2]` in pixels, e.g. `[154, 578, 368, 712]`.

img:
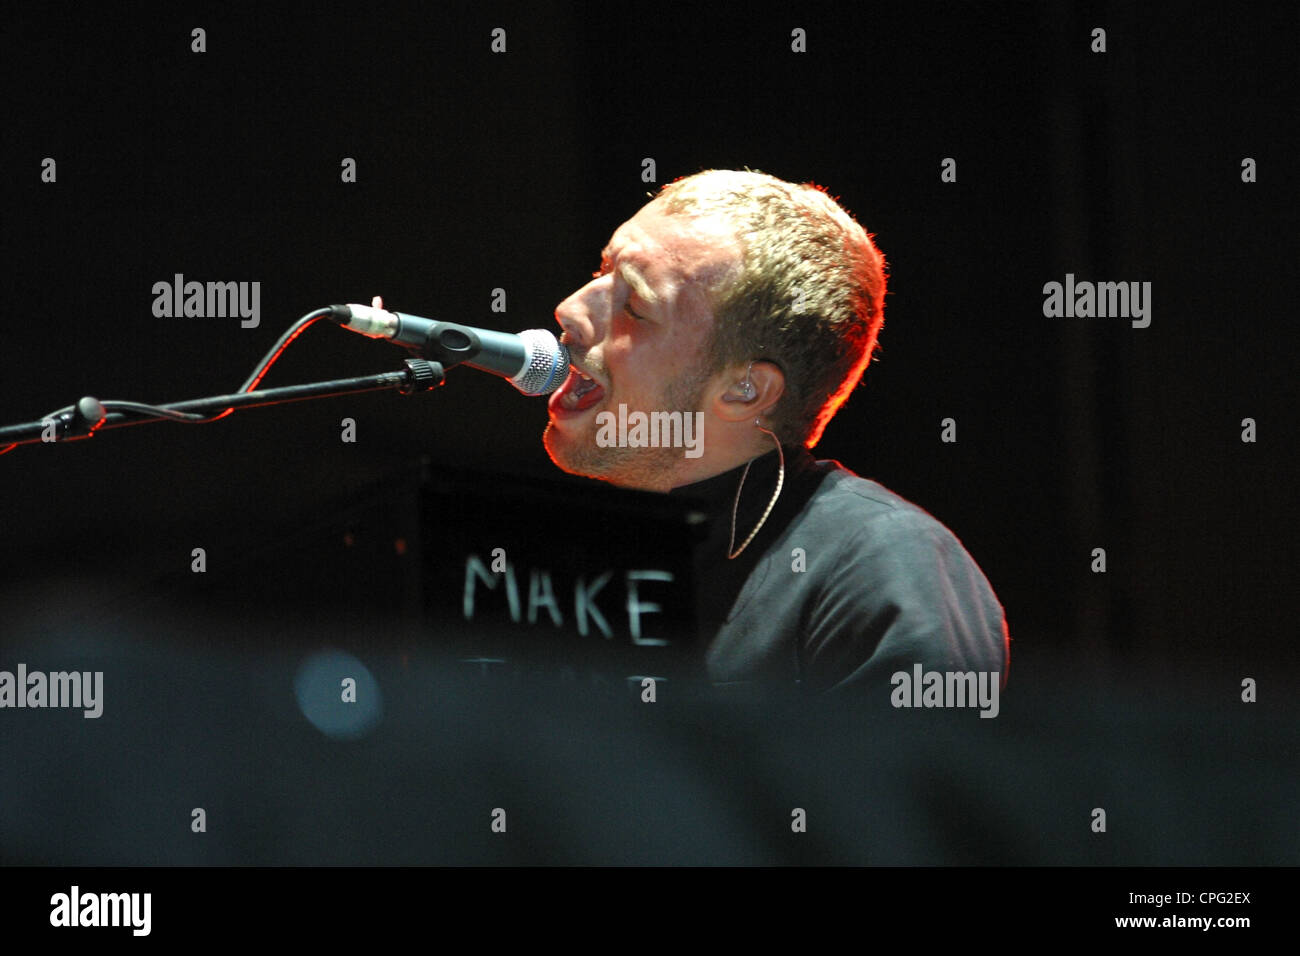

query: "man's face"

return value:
[543, 198, 741, 491]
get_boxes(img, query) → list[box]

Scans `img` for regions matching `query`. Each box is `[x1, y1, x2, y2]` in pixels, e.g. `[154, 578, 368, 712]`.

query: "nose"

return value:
[555, 274, 611, 350]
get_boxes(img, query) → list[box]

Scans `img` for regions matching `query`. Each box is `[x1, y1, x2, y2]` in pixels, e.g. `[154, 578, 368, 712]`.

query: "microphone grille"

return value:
[512, 329, 571, 396]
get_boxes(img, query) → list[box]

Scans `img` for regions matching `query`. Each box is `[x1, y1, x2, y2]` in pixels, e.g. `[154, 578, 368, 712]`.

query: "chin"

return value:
[543, 420, 606, 480]
[542, 423, 581, 475]
[542, 422, 679, 492]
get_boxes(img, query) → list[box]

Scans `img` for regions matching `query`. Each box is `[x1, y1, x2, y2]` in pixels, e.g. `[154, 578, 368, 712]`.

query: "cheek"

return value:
[603, 312, 708, 401]
[607, 342, 673, 397]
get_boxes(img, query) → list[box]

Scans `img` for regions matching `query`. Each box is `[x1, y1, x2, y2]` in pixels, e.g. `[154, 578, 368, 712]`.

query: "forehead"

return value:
[604, 199, 740, 293]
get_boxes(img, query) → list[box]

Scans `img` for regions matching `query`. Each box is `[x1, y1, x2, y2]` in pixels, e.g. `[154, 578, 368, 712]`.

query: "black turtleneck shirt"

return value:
[668, 445, 1010, 694]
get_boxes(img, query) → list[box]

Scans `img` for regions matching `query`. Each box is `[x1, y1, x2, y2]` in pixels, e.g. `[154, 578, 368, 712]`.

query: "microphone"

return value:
[328, 304, 570, 396]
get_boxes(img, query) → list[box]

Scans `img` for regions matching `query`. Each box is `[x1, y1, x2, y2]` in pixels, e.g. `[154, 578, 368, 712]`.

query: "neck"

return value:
[665, 431, 780, 492]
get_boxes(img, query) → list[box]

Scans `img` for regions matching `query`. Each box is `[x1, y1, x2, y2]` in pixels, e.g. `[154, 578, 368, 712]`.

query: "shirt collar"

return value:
[667, 444, 818, 518]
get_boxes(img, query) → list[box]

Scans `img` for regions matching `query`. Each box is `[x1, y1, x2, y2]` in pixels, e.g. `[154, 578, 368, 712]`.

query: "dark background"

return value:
[0, 2, 1296, 870]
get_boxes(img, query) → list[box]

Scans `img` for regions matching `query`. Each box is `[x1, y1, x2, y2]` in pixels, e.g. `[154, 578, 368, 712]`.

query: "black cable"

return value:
[93, 401, 214, 423]
[204, 306, 336, 421]
[1, 307, 337, 452]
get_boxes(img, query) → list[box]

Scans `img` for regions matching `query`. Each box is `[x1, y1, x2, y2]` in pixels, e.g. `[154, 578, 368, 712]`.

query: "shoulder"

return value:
[805, 460, 968, 555]
[796, 458, 1009, 681]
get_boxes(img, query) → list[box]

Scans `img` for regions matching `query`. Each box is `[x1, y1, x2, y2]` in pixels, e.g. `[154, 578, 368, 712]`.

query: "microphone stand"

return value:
[0, 358, 444, 450]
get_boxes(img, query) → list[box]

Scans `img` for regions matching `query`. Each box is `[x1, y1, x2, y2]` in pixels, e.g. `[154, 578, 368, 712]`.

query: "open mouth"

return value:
[549, 365, 607, 416]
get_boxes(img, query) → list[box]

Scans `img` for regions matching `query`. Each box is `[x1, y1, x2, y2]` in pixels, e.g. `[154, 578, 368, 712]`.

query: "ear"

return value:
[710, 360, 785, 423]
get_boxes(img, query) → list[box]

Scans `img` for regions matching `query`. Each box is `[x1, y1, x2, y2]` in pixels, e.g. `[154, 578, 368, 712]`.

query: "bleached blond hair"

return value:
[657, 169, 887, 447]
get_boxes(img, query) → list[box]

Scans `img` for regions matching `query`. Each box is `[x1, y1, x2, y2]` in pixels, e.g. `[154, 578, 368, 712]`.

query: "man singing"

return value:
[541, 169, 1009, 695]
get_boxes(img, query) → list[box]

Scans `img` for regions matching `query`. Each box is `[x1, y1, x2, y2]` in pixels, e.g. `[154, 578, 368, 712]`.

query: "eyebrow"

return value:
[601, 245, 659, 306]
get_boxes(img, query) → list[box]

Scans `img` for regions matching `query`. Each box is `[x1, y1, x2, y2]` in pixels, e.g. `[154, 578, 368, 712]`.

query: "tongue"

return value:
[574, 382, 605, 411]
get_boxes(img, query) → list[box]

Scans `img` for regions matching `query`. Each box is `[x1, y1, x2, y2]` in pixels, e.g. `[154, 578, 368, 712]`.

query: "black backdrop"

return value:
[1, 1, 1296, 884]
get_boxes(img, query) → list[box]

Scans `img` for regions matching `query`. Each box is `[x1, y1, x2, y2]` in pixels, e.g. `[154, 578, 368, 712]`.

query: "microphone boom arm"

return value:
[0, 359, 444, 451]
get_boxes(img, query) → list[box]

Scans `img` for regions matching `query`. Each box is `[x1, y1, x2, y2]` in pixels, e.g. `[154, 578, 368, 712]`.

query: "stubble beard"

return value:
[543, 362, 713, 492]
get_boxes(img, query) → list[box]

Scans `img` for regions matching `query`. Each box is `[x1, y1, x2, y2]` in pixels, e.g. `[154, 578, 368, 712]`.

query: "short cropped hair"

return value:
[657, 169, 888, 447]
